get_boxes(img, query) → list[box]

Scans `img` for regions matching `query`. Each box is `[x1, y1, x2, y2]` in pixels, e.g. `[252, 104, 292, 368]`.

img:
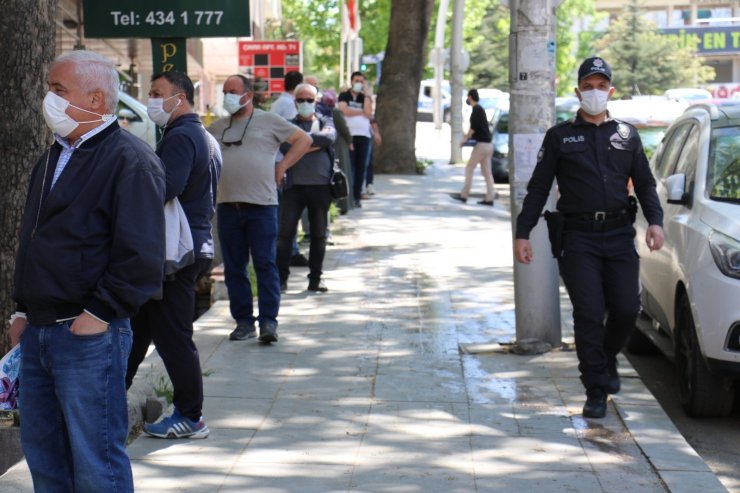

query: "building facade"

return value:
[596, 0, 740, 96]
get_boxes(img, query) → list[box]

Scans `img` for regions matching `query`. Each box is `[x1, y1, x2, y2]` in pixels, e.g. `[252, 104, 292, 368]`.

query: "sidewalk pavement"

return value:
[1, 124, 729, 492]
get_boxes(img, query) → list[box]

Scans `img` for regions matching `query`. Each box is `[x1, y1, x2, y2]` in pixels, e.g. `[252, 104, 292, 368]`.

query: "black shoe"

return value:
[307, 279, 328, 293]
[290, 253, 309, 267]
[451, 194, 467, 203]
[258, 323, 278, 343]
[477, 200, 494, 206]
[229, 323, 256, 341]
[606, 359, 621, 394]
[583, 387, 607, 418]
[280, 280, 287, 294]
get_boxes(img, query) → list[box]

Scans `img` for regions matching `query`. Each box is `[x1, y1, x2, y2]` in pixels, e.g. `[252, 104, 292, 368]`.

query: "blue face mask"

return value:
[223, 93, 250, 115]
[297, 101, 315, 117]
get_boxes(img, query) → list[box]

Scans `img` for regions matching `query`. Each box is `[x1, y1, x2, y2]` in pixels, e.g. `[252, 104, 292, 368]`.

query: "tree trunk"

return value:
[0, 1, 58, 355]
[374, 0, 434, 174]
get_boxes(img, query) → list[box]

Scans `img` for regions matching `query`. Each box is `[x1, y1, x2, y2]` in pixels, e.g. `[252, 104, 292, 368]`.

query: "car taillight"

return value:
[708, 230, 740, 280]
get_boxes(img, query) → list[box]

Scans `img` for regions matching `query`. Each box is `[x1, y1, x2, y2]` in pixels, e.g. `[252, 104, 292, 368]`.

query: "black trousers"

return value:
[558, 226, 640, 390]
[350, 136, 371, 202]
[126, 258, 212, 421]
[276, 184, 332, 284]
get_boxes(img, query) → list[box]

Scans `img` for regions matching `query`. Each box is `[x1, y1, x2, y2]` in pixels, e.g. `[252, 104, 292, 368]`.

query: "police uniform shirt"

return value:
[515, 112, 663, 240]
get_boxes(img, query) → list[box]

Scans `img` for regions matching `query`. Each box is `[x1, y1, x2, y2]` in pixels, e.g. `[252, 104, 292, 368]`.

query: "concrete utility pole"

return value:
[508, 0, 563, 348]
[431, 0, 450, 130]
[449, 0, 464, 163]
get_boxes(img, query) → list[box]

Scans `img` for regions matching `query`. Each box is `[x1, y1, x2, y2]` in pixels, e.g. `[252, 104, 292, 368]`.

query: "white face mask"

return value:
[579, 88, 610, 116]
[223, 93, 250, 115]
[147, 94, 182, 127]
[352, 82, 363, 93]
[42, 91, 112, 138]
[297, 101, 315, 118]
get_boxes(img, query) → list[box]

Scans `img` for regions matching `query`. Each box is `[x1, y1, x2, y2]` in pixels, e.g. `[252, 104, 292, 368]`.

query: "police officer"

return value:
[514, 57, 665, 419]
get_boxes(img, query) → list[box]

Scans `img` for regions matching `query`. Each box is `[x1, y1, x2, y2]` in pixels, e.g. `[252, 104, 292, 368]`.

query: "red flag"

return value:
[346, 0, 360, 37]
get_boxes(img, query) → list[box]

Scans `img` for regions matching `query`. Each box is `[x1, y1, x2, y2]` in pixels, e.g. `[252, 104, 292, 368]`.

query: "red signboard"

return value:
[238, 41, 302, 99]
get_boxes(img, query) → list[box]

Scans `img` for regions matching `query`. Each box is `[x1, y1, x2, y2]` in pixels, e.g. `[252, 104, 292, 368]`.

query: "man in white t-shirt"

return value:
[270, 71, 303, 120]
[208, 75, 311, 344]
[338, 71, 373, 207]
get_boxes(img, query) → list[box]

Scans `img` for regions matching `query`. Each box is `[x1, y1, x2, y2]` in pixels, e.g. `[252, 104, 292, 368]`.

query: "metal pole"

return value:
[340, 2, 346, 87]
[449, 0, 464, 164]
[509, 0, 563, 348]
[432, 0, 450, 130]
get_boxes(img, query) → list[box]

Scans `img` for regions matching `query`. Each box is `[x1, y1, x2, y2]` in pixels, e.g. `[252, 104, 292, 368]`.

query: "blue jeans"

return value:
[19, 318, 133, 493]
[217, 203, 281, 328]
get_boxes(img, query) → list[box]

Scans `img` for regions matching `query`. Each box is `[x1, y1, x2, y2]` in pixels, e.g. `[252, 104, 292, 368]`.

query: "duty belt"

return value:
[563, 209, 630, 233]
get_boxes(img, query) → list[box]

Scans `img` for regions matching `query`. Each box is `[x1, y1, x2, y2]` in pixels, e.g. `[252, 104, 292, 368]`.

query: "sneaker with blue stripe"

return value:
[144, 409, 210, 439]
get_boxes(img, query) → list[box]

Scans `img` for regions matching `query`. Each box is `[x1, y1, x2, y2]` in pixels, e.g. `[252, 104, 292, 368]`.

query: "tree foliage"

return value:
[461, 0, 601, 94]
[594, 0, 715, 96]
[463, 1, 510, 90]
[555, 0, 604, 95]
[275, 0, 390, 88]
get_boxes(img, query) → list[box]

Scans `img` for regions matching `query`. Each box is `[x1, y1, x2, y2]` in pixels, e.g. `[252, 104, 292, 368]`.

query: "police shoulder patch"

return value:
[617, 123, 630, 139]
[537, 145, 544, 163]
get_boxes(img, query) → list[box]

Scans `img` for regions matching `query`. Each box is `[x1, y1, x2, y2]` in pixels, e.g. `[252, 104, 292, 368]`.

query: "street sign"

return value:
[82, 0, 250, 38]
[238, 41, 302, 99]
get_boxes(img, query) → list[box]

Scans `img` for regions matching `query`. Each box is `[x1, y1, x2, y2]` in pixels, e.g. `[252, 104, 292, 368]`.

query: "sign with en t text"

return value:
[238, 41, 302, 99]
[82, 0, 250, 38]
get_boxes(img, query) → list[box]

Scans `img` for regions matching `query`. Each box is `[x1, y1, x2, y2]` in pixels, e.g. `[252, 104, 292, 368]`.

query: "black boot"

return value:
[606, 358, 620, 394]
[583, 386, 607, 418]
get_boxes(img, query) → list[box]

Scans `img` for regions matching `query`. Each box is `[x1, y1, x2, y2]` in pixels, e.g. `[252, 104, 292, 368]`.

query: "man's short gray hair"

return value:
[293, 83, 317, 98]
[53, 50, 120, 113]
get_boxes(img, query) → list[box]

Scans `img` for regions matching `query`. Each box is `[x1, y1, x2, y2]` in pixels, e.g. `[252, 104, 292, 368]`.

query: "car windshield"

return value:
[707, 126, 740, 203]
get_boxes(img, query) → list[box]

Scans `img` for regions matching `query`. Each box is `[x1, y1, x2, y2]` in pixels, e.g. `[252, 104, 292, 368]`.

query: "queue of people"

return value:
[6, 48, 663, 492]
[7, 49, 380, 491]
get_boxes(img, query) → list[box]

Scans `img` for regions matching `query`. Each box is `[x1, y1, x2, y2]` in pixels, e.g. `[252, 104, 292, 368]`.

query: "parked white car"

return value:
[632, 103, 740, 417]
[117, 91, 156, 149]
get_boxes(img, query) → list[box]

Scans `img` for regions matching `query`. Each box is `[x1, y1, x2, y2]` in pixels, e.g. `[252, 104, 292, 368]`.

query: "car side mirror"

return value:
[665, 173, 689, 205]
[117, 108, 136, 120]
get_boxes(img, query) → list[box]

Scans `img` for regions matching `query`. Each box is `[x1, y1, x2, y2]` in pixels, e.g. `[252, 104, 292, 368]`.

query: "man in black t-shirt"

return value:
[452, 89, 495, 206]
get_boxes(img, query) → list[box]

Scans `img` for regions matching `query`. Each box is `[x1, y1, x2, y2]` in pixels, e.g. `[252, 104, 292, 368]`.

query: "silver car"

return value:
[632, 103, 740, 417]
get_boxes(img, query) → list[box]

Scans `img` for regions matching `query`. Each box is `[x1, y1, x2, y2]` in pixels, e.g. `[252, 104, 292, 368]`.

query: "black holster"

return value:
[544, 210, 565, 259]
[628, 195, 638, 223]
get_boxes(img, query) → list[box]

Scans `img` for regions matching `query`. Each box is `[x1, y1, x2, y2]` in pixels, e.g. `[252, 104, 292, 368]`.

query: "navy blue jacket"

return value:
[158, 113, 221, 259]
[14, 122, 166, 324]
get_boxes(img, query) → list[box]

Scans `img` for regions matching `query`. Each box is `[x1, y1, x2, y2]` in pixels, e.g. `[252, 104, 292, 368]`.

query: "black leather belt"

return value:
[222, 202, 264, 209]
[563, 209, 631, 233]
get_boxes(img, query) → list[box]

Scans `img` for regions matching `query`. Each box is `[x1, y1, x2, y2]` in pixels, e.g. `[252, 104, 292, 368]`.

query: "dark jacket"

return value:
[516, 113, 663, 239]
[14, 122, 166, 325]
[159, 113, 221, 259]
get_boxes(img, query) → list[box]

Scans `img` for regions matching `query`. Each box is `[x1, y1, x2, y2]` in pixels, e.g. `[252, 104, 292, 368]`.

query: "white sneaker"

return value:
[366, 184, 375, 195]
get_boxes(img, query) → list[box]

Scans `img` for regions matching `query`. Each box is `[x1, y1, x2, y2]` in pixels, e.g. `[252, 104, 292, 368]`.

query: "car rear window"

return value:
[708, 126, 740, 202]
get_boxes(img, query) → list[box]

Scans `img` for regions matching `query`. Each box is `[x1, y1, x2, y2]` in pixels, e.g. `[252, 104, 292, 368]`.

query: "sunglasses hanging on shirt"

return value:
[221, 112, 254, 147]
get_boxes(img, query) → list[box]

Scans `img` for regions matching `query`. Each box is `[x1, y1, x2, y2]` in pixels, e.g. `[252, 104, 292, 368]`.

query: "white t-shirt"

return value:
[208, 109, 299, 205]
[270, 92, 297, 120]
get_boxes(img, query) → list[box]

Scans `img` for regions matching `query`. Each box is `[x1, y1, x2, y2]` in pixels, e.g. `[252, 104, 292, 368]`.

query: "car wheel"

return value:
[675, 294, 735, 418]
[626, 313, 659, 355]
[443, 108, 451, 124]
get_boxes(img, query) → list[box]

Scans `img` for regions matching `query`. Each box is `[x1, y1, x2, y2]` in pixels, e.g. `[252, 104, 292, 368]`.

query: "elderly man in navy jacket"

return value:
[10, 50, 165, 493]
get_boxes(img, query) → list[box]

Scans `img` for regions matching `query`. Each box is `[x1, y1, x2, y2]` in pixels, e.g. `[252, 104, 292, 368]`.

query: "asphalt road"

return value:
[625, 349, 740, 492]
